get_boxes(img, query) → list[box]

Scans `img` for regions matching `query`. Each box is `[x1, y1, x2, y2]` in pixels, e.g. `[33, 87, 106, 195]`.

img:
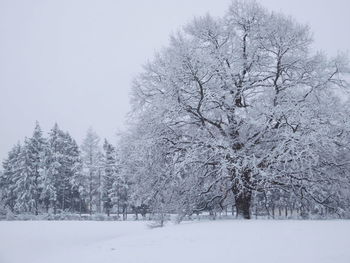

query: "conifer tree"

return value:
[41, 123, 66, 213]
[63, 133, 83, 212]
[25, 122, 46, 214]
[81, 127, 102, 214]
[12, 137, 36, 213]
[102, 139, 118, 216]
[0, 143, 22, 212]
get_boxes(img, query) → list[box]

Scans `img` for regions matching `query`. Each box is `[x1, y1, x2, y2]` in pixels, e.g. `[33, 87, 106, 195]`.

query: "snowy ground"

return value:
[0, 220, 349, 263]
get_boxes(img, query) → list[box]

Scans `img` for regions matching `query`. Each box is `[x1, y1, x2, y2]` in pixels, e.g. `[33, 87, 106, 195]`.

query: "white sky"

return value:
[1, 0, 349, 161]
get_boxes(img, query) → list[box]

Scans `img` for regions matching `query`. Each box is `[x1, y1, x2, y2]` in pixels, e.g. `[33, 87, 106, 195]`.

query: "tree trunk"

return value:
[62, 187, 65, 211]
[285, 206, 288, 218]
[117, 199, 120, 218]
[35, 200, 38, 216]
[53, 201, 57, 215]
[122, 205, 127, 220]
[97, 169, 102, 213]
[234, 188, 252, 219]
[232, 168, 252, 219]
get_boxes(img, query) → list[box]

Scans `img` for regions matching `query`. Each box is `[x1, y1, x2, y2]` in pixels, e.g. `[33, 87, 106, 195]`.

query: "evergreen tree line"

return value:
[0, 122, 129, 217]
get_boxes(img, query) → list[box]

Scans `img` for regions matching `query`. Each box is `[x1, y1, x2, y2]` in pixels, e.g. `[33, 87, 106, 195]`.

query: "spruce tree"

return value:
[41, 123, 65, 213]
[12, 137, 37, 213]
[0, 143, 22, 212]
[24, 122, 46, 214]
[81, 127, 102, 214]
[102, 139, 118, 216]
[62, 132, 83, 212]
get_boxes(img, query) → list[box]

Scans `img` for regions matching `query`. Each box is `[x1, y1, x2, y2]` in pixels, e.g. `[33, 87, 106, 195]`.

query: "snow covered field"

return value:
[0, 220, 349, 263]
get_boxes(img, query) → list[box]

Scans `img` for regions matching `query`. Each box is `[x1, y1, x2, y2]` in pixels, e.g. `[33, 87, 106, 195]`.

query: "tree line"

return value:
[0, 122, 130, 218]
[1, 1, 350, 221]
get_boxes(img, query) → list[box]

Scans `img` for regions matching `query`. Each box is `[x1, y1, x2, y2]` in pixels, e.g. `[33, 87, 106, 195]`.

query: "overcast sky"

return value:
[0, 0, 349, 161]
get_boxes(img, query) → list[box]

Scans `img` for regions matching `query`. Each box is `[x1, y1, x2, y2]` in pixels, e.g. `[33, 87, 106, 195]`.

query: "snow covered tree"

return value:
[125, 0, 350, 219]
[80, 127, 103, 214]
[40, 123, 82, 213]
[24, 122, 45, 214]
[11, 137, 36, 213]
[0, 143, 22, 212]
[101, 139, 118, 216]
[25, 122, 46, 214]
[5, 122, 46, 214]
[40, 123, 63, 213]
[60, 132, 82, 212]
[118, 120, 182, 221]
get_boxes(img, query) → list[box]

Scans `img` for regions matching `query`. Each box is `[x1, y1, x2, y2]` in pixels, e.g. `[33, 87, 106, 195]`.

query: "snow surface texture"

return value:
[0, 220, 349, 263]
